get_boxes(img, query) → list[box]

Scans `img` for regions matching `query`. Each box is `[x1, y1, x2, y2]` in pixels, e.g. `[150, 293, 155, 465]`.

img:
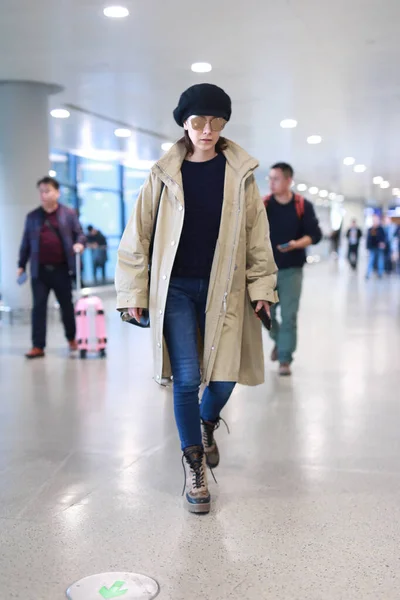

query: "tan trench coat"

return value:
[115, 139, 278, 386]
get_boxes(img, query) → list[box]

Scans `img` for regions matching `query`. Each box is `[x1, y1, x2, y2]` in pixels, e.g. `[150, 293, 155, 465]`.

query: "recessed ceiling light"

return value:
[373, 176, 383, 185]
[280, 119, 297, 129]
[343, 157, 355, 166]
[354, 164, 367, 173]
[161, 142, 174, 152]
[392, 188, 400, 196]
[48, 170, 57, 177]
[380, 181, 390, 189]
[309, 186, 319, 195]
[307, 135, 322, 144]
[297, 183, 307, 192]
[103, 6, 129, 18]
[50, 108, 70, 119]
[319, 190, 328, 198]
[191, 62, 212, 73]
[114, 128, 131, 138]
[328, 192, 336, 200]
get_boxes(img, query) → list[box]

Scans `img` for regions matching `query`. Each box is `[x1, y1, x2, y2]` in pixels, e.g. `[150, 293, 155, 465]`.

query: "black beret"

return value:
[173, 83, 232, 127]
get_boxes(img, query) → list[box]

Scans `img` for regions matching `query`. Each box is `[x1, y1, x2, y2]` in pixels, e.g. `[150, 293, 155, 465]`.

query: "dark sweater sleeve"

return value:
[303, 200, 322, 244]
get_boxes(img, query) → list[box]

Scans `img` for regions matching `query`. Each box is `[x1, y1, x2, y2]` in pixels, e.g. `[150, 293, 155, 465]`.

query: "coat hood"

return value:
[152, 138, 259, 184]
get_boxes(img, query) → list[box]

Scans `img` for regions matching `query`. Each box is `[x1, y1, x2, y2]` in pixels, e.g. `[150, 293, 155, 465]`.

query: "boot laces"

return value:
[181, 448, 217, 496]
[202, 417, 230, 448]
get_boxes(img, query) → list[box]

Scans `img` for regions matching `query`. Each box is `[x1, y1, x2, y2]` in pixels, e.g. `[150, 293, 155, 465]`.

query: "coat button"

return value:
[162, 275, 167, 280]
[157, 343, 161, 348]
[159, 310, 163, 315]
[211, 346, 215, 351]
[178, 205, 183, 211]
[171, 241, 176, 246]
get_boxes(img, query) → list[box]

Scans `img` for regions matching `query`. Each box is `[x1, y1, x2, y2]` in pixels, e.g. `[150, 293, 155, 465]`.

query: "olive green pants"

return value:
[270, 267, 303, 364]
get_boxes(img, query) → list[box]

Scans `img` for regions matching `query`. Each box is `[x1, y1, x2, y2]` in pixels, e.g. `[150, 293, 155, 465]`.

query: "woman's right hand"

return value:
[127, 308, 143, 322]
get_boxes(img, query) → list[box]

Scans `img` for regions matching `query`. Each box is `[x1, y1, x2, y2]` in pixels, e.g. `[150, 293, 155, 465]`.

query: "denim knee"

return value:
[172, 361, 200, 395]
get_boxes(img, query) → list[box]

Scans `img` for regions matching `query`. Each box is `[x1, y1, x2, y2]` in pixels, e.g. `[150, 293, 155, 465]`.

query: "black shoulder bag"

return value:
[120, 182, 165, 328]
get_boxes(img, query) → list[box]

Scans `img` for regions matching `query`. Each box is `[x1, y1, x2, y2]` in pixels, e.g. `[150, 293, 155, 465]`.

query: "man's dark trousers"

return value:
[31, 265, 76, 349]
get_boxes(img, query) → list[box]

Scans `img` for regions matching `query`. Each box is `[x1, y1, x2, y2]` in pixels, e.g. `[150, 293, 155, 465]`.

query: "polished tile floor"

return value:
[1, 262, 400, 599]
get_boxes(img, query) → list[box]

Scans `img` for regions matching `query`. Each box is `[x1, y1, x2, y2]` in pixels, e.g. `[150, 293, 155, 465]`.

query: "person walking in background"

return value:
[366, 214, 386, 279]
[393, 225, 400, 274]
[382, 215, 395, 274]
[346, 219, 362, 270]
[116, 83, 277, 514]
[330, 228, 341, 257]
[17, 176, 86, 358]
[87, 225, 108, 284]
[264, 163, 322, 376]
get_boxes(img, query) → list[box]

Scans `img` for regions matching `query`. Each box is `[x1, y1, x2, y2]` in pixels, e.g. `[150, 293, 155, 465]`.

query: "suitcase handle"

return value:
[75, 251, 82, 294]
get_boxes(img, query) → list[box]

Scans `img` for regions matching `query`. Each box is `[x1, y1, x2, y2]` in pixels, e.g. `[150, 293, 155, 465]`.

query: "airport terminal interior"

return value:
[1, 1, 400, 599]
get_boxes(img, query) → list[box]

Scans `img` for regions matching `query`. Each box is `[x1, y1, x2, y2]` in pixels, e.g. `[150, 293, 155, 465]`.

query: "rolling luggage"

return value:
[74, 253, 107, 359]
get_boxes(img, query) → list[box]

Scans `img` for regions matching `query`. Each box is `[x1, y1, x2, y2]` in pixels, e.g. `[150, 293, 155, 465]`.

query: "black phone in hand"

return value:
[251, 301, 271, 330]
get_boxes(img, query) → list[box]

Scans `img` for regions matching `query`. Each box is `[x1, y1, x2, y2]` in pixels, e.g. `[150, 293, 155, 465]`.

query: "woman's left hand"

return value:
[254, 300, 271, 317]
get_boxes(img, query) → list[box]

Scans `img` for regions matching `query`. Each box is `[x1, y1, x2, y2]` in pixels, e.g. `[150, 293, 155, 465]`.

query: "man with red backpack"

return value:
[264, 163, 322, 376]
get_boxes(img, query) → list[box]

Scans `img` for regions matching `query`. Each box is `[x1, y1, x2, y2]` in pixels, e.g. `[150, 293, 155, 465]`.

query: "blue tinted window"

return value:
[77, 159, 119, 190]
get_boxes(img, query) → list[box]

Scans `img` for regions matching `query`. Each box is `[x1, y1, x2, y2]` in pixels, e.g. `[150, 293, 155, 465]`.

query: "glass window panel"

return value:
[78, 189, 121, 236]
[123, 168, 149, 219]
[77, 158, 119, 190]
[49, 151, 70, 185]
[60, 185, 76, 209]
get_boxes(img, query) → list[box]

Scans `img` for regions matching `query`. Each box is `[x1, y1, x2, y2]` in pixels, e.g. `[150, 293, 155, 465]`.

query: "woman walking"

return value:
[116, 83, 277, 514]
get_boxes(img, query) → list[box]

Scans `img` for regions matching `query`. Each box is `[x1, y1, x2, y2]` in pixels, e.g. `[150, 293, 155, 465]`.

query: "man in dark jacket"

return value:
[366, 214, 386, 279]
[346, 219, 363, 270]
[87, 225, 108, 284]
[265, 163, 322, 376]
[17, 176, 86, 358]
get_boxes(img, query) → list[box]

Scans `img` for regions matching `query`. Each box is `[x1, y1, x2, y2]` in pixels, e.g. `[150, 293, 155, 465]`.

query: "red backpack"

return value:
[263, 193, 305, 219]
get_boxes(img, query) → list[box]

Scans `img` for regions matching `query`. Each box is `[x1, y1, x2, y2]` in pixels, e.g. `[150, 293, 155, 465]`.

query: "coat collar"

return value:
[152, 138, 259, 186]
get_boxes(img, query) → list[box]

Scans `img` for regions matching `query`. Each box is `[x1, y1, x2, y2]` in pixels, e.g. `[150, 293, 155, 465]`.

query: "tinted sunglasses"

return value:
[189, 116, 227, 132]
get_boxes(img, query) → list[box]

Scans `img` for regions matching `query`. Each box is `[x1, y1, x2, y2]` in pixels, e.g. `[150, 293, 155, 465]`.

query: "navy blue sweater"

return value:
[266, 195, 322, 270]
[367, 226, 386, 250]
[172, 153, 226, 278]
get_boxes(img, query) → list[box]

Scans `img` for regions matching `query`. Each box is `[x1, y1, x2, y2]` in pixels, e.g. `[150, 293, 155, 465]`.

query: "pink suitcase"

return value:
[74, 253, 107, 359]
[75, 296, 107, 359]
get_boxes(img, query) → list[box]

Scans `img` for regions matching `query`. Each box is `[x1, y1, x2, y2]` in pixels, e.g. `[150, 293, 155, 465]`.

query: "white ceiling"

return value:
[1, 0, 400, 202]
